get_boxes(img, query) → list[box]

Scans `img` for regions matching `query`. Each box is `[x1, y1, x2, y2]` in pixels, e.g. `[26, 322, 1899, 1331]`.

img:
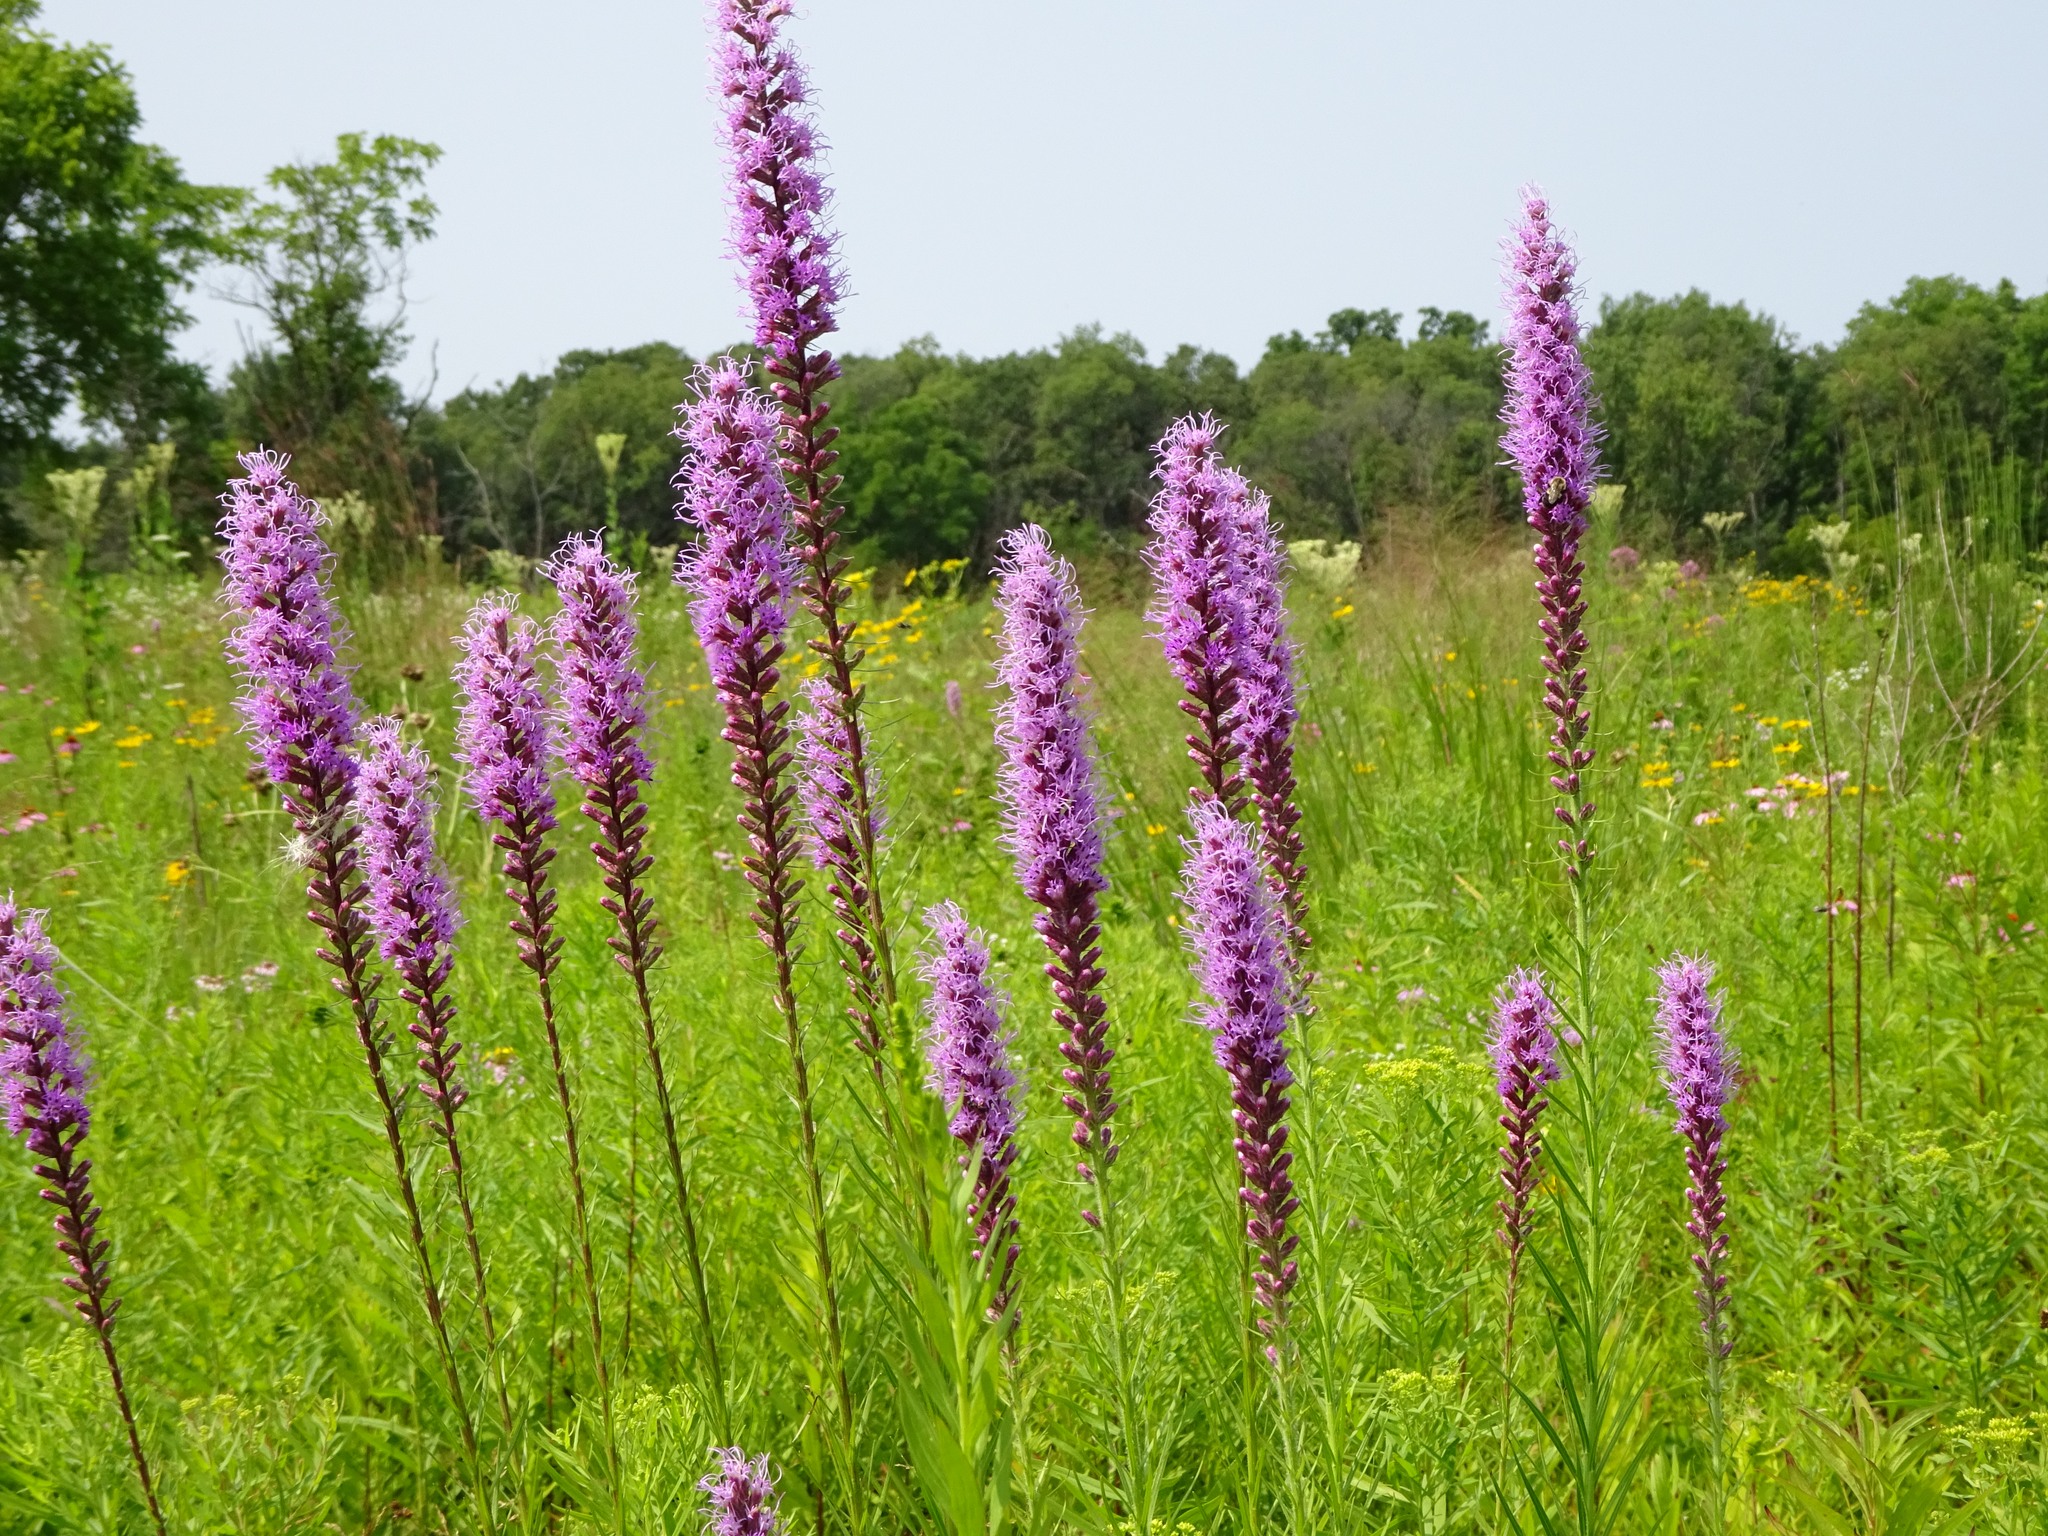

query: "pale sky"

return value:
[40, 0, 2048, 401]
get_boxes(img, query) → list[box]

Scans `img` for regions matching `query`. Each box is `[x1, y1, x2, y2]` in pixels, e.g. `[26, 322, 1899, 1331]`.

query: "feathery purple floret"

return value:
[453, 596, 558, 837]
[993, 526, 1118, 1198]
[1502, 188, 1602, 880]
[217, 450, 358, 805]
[1490, 967, 1562, 1104]
[677, 360, 799, 696]
[1181, 803, 1298, 1334]
[713, 0, 841, 364]
[1225, 481, 1309, 946]
[699, 1446, 782, 1536]
[1147, 415, 1249, 806]
[994, 526, 1106, 908]
[1490, 968, 1560, 1281]
[1, 898, 88, 1140]
[1656, 954, 1737, 1357]
[794, 674, 879, 876]
[1226, 483, 1298, 777]
[547, 534, 653, 799]
[920, 901, 1022, 1320]
[357, 719, 460, 986]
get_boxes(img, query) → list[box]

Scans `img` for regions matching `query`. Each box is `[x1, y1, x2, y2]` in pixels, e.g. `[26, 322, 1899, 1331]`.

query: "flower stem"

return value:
[503, 815, 621, 1516]
[40, 1127, 166, 1536]
[306, 817, 494, 1534]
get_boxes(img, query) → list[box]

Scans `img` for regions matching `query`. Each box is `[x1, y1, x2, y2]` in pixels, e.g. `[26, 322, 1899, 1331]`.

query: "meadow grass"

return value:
[2, 513, 2046, 1534]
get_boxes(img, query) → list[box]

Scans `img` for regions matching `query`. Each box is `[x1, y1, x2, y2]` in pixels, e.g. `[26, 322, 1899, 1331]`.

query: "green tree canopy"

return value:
[1586, 290, 1801, 540]
[0, 0, 236, 451]
[222, 132, 442, 535]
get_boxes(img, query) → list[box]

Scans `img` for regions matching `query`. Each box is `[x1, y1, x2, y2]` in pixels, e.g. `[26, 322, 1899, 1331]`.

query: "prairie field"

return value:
[3, 490, 2046, 1536]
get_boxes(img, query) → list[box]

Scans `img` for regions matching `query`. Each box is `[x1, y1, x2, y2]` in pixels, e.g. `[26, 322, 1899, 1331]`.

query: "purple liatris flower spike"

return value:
[355, 718, 464, 1117]
[714, 0, 841, 365]
[1147, 414, 1249, 808]
[454, 596, 558, 851]
[1225, 480, 1309, 949]
[1655, 955, 1737, 1361]
[794, 674, 887, 1059]
[547, 530, 730, 1419]
[919, 902, 1023, 1323]
[711, 0, 895, 1074]
[699, 1447, 782, 1536]
[993, 525, 1117, 1201]
[1, 898, 165, 1535]
[219, 454, 485, 1489]
[549, 532, 654, 821]
[1489, 968, 1560, 1363]
[677, 361, 799, 694]
[453, 592, 619, 1487]
[218, 449, 358, 817]
[675, 360, 853, 1441]
[1502, 188, 1602, 881]
[1181, 804, 1299, 1335]
[356, 718, 518, 1440]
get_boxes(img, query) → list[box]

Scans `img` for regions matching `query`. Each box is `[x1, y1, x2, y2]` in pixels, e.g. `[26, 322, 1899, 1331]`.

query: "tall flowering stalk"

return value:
[918, 902, 1022, 1326]
[355, 718, 519, 1463]
[1180, 805, 1298, 1338]
[712, 0, 897, 1025]
[453, 595, 620, 1500]
[674, 363, 852, 1474]
[700, 1448, 782, 1536]
[1488, 970, 1560, 1390]
[1503, 187, 1601, 886]
[993, 526, 1116, 1200]
[1656, 955, 1738, 1530]
[546, 532, 726, 1429]
[218, 452, 489, 1520]
[2, 899, 165, 1536]
[993, 524, 1164, 1522]
[1499, 189, 1626, 1527]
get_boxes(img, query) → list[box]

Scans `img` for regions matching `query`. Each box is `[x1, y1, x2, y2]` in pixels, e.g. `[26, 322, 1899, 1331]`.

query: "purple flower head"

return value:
[1656, 953, 1737, 1357]
[1501, 187, 1600, 537]
[545, 533, 653, 796]
[712, 0, 842, 364]
[919, 902, 1021, 1166]
[1655, 955, 1738, 1134]
[1181, 802, 1298, 1331]
[993, 525, 1105, 908]
[217, 450, 359, 810]
[1147, 415, 1249, 800]
[1501, 189, 1602, 879]
[943, 678, 964, 720]
[356, 718, 461, 991]
[920, 901, 1023, 1317]
[453, 595, 558, 836]
[1226, 483, 1299, 772]
[698, 1446, 782, 1536]
[0, 898, 89, 1140]
[794, 673, 882, 878]
[1489, 967, 1561, 1103]
[992, 524, 1117, 1191]
[676, 359, 799, 697]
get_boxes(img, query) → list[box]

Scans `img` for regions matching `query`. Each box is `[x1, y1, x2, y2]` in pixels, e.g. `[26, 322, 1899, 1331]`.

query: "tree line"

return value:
[5, 1, 2045, 577]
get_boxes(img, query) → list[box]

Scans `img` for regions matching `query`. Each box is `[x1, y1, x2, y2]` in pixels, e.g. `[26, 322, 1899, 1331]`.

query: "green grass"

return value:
[3, 518, 2047, 1534]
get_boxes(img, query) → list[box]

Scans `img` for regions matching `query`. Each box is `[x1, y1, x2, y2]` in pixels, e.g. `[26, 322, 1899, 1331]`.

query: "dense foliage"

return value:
[4, 0, 2048, 578]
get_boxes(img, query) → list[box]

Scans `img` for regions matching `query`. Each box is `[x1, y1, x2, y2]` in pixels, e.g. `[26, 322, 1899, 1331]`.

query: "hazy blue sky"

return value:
[39, 0, 2048, 400]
